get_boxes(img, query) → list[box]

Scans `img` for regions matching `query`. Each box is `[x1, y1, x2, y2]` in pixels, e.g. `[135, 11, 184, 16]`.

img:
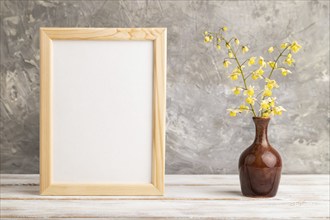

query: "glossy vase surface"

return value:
[239, 117, 282, 197]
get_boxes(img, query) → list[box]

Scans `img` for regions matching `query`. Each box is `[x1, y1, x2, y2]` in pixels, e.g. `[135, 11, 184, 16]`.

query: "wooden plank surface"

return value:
[1, 174, 329, 219]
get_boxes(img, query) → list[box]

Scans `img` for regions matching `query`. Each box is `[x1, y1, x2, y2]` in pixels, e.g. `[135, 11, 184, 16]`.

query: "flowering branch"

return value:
[203, 27, 302, 118]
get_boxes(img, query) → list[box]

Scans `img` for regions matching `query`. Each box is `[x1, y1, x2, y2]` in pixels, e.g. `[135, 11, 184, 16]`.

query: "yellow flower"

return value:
[234, 38, 240, 45]
[279, 68, 292, 76]
[268, 61, 277, 69]
[252, 73, 260, 80]
[232, 67, 242, 74]
[281, 42, 288, 49]
[248, 57, 256, 66]
[265, 78, 279, 90]
[204, 36, 211, 43]
[268, 47, 274, 53]
[251, 68, 264, 80]
[256, 68, 265, 76]
[239, 105, 249, 111]
[228, 51, 234, 58]
[232, 87, 241, 95]
[222, 26, 228, 32]
[245, 96, 255, 105]
[244, 85, 255, 97]
[242, 46, 249, 53]
[228, 108, 238, 117]
[229, 73, 239, 81]
[223, 60, 231, 68]
[274, 106, 286, 115]
[268, 97, 276, 107]
[259, 56, 266, 67]
[284, 53, 295, 66]
[216, 44, 221, 50]
[217, 38, 221, 43]
[290, 41, 302, 53]
[229, 111, 236, 117]
[263, 88, 272, 97]
[226, 42, 231, 49]
[260, 100, 270, 110]
[262, 111, 271, 118]
[229, 67, 242, 80]
[204, 31, 208, 35]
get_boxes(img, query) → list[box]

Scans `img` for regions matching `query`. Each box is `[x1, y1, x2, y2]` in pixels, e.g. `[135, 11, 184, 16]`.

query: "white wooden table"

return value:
[0, 174, 329, 219]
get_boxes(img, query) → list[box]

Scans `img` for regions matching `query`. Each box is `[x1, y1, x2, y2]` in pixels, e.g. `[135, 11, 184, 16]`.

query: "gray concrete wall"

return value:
[1, 0, 329, 174]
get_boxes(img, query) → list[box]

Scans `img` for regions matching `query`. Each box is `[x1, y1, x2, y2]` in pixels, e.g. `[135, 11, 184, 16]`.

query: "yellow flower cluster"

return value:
[268, 61, 277, 69]
[290, 41, 302, 53]
[228, 104, 250, 117]
[261, 78, 279, 98]
[228, 67, 242, 80]
[248, 57, 256, 66]
[232, 87, 242, 95]
[259, 98, 286, 117]
[204, 34, 213, 43]
[244, 85, 255, 105]
[228, 109, 238, 117]
[265, 78, 279, 90]
[203, 28, 302, 118]
[284, 53, 295, 66]
[279, 68, 292, 76]
[244, 85, 255, 96]
[251, 68, 264, 80]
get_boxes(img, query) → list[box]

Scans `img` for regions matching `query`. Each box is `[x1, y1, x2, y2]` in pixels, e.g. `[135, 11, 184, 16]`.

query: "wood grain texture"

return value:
[39, 28, 166, 195]
[2, 174, 329, 186]
[152, 29, 167, 194]
[40, 184, 162, 196]
[39, 29, 53, 195]
[0, 175, 329, 219]
[40, 28, 165, 40]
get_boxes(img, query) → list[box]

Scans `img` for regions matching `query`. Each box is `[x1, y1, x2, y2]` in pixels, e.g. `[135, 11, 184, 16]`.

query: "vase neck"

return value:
[253, 117, 270, 146]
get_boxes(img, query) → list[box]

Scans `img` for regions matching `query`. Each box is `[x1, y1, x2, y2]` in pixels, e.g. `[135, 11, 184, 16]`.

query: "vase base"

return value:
[241, 192, 278, 198]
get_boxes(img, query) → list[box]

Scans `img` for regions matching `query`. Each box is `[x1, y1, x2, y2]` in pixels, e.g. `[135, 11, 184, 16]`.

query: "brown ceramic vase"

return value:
[239, 117, 282, 197]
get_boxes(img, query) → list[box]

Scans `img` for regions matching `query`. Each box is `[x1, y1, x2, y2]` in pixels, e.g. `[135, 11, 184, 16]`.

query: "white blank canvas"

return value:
[52, 40, 153, 184]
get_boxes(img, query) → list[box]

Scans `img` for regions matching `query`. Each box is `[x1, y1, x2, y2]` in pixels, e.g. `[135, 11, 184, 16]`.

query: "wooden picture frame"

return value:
[40, 28, 166, 195]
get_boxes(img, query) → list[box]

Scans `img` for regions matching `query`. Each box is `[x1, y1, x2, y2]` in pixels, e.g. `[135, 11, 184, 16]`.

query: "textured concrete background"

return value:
[0, 0, 329, 174]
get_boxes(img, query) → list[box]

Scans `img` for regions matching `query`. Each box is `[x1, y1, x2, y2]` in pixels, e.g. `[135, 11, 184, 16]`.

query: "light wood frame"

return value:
[40, 28, 166, 196]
